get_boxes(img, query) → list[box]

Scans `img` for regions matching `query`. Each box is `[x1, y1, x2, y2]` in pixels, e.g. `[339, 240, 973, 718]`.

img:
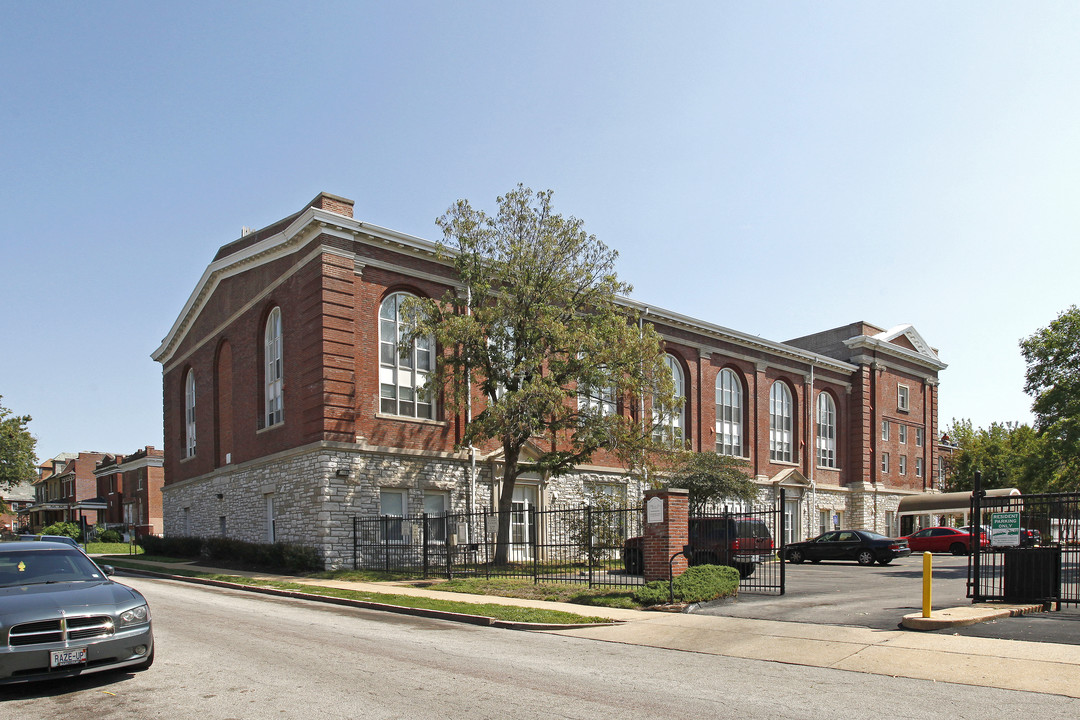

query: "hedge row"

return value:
[138, 535, 323, 573]
[634, 564, 740, 606]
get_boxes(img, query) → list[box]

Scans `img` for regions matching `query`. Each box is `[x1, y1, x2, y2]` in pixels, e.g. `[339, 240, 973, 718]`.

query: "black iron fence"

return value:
[352, 497, 786, 595]
[969, 491, 1080, 607]
[352, 504, 644, 589]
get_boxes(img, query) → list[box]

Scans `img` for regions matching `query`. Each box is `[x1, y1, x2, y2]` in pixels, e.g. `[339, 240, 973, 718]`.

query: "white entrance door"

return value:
[784, 498, 801, 545]
[510, 485, 538, 562]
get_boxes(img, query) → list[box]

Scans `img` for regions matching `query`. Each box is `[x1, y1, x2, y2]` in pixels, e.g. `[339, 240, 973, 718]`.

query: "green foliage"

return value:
[98, 529, 123, 543]
[564, 495, 632, 565]
[1020, 306, 1080, 489]
[401, 186, 678, 562]
[137, 535, 323, 573]
[41, 521, 82, 539]
[0, 395, 37, 492]
[634, 564, 739, 606]
[664, 452, 757, 514]
[943, 419, 1053, 493]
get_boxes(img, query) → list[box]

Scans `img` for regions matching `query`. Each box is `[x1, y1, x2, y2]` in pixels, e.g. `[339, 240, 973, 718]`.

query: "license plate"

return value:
[50, 647, 87, 668]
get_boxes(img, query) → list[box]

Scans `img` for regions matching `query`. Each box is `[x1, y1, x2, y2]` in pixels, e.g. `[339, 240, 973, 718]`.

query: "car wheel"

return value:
[624, 549, 642, 575]
[857, 549, 876, 566]
[733, 563, 755, 579]
[788, 548, 805, 564]
[132, 646, 154, 672]
[950, 542, 966, 556]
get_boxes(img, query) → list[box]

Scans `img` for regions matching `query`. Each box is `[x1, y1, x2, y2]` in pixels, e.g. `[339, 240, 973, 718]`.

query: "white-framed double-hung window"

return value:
[769, 381, 793, 462]
[423, 491, 449, 543]
[379, 293, 435, 419]
[716, 368, 743, 457]
[264, 307, 284, 427]
[380, 488, 408, 542]
[652, 354, 685, 447]
[816, 392, 837, 468]
[184, 369, 197, 458]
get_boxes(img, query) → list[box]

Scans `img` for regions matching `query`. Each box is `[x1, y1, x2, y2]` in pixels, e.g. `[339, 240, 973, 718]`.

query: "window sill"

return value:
[815, 465, 841, 472]
[375, 413, 448, 427]
[257, 421, 285, 436]
[179, 454, 195, 464]
[769, 459, 800, 467]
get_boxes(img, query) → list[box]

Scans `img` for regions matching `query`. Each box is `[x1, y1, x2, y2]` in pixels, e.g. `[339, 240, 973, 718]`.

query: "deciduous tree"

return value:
[403, 186, 677, 564]
[0, 395, 37, 492]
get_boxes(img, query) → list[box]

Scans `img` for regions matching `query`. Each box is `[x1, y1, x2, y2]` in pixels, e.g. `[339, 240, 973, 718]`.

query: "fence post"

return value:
[779, 488, 786, 596]
[532, 506, 540, 585]
[382, 516, 390, 573]
[586, 505, 594, 588]
[422, 512, 429, 579]
[484, 509, 491, 580]
[352, 516, 358, 571]
[972, 470, 983, 602]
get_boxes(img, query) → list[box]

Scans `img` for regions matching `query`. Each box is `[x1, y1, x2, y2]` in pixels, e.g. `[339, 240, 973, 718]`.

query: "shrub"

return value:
[139, 534, 204, 558]
[633, 564, 739, 606]
[99, 529, 123, 543]
[41, 521, 82, 539]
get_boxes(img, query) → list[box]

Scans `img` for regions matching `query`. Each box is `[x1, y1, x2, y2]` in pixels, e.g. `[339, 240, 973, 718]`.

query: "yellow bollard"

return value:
[922, 551, 933, 618]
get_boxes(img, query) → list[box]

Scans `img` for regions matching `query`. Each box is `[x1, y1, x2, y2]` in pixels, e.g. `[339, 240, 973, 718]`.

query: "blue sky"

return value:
[3, 2, 1079, 462]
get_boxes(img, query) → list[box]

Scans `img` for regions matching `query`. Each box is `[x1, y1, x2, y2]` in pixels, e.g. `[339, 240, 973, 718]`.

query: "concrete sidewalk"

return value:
[106, 556, 1080, 699]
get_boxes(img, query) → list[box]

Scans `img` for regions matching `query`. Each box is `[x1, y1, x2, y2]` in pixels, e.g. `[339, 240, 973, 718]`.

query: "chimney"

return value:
[307, 192, 355, 219]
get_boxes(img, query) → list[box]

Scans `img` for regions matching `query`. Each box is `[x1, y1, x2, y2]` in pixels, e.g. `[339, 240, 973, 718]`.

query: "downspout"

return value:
[640, 308, 649, 489]
[809, 362, 816, 540]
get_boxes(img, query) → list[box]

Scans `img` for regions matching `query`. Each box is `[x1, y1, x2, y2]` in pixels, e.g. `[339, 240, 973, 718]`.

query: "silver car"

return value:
[0, 541, 154, 684]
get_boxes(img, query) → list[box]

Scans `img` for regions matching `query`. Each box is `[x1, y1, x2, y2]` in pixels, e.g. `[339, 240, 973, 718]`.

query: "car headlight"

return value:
[119, 605, 151, 627]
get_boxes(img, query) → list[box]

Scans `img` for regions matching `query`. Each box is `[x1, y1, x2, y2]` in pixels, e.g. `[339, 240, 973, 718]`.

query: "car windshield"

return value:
[734, 520, 770, 538]
[0, 549, 107, 587]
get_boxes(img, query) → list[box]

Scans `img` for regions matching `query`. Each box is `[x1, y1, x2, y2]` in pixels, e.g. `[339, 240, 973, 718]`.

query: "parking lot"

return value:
[699, 553, 1080, 644]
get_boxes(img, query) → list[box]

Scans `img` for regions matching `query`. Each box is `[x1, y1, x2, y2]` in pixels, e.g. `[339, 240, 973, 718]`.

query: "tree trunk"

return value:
[493, 445, 520, 566]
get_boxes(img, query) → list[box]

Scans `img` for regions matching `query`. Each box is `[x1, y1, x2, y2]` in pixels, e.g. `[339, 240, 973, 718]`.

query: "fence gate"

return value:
[689, 490, 786, 596]
[969, 490, 1080, 607]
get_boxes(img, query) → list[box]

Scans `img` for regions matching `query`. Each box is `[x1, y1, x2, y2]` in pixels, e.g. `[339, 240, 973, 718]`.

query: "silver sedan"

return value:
[0, 541, 154, 684]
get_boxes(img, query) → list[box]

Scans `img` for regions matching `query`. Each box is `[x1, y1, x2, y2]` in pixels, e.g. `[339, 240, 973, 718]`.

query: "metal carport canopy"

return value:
[896, 488, 1020, 515]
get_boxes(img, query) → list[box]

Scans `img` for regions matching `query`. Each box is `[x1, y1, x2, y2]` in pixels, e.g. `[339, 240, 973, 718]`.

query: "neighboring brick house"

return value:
[1, 480, 34, 534]
[153, 192, 947, 567]
[94, 447, 165, 537]
[25, 452, 107, 532]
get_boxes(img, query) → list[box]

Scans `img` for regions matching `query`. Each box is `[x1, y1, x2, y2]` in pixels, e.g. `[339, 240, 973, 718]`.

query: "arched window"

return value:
[652, 354, 685, 446]
[264, 307, 284, 427]
[769, 381, 793, 462]
[816, 392, 837, 468]
[379, 292, 435, 419]
[184, 369, 197, 458]
[715, 368, 742, 456]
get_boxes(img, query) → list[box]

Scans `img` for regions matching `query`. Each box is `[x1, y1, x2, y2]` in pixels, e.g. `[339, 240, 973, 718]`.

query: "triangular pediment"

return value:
[771, 467, 811, 487]
[477, 439, 548, 464]
[874, 324, 940, 361]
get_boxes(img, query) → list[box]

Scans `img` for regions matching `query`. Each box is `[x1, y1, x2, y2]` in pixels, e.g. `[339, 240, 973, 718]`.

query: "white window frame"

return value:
[423, 491, 449, 543]
[916, 427, 924, 447]
[816, 392, 837, 468]
[379, 293, 435, 419]
[184, 369, 197, 458]
[652, 354, 685, 446]
[915, 457, 923, 478]
[578, 358, 616, 417]
[898, 384, 910, 412]
[265, 307, 284, 427]
[715, 368, 743, 457]
[769, 381, 793, 463]
[881, 420, 890, 441]
[899, 425, 907, 445]
[881, 452, 890, 474]
[265, 494, 276, 543]
[380, 488, 408, 543]
[899, 455, 907, 476]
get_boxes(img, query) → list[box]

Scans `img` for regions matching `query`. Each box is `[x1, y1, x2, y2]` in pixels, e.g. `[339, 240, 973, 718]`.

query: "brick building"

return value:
[153, 192, 947, 567]
[25, 452, 107, 532]
[94, 447, 165, 537]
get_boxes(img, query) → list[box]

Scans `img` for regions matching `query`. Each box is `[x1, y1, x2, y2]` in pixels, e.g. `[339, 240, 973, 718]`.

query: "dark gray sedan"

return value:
[0, 541, 154, 684]
[784, 530, 911, 566]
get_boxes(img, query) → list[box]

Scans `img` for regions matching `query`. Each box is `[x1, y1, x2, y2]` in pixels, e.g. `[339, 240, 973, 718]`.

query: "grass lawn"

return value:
[429, 577, 641, 610]
[104, 558, 616, 625]
[85, 542, 144, 555]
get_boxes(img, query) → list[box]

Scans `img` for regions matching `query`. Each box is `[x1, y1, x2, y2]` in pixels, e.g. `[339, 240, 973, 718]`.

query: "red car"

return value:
[903, 526, 983, 555]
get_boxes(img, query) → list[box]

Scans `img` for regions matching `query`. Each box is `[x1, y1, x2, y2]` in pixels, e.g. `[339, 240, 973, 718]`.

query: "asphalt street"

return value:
[5, 575, 1079, 718]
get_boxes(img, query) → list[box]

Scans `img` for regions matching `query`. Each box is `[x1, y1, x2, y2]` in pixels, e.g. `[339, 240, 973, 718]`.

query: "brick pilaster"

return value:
[643, 488, 689, 582]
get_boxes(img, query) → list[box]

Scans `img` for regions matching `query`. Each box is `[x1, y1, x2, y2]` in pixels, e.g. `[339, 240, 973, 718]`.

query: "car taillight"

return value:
[766, 538, 773, 550]
[731, 539, 740, 551]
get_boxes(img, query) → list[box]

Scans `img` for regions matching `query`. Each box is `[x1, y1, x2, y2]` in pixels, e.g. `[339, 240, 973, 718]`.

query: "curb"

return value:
[117, 566, 621, 631]
[901, 602, 1046, 630]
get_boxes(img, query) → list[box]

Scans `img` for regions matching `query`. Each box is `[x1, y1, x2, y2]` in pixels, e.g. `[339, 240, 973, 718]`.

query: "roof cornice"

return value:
[843, 334, 948, 371]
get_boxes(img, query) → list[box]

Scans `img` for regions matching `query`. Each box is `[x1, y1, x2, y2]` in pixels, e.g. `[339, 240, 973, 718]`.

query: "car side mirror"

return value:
[101, 565, 115, 576]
